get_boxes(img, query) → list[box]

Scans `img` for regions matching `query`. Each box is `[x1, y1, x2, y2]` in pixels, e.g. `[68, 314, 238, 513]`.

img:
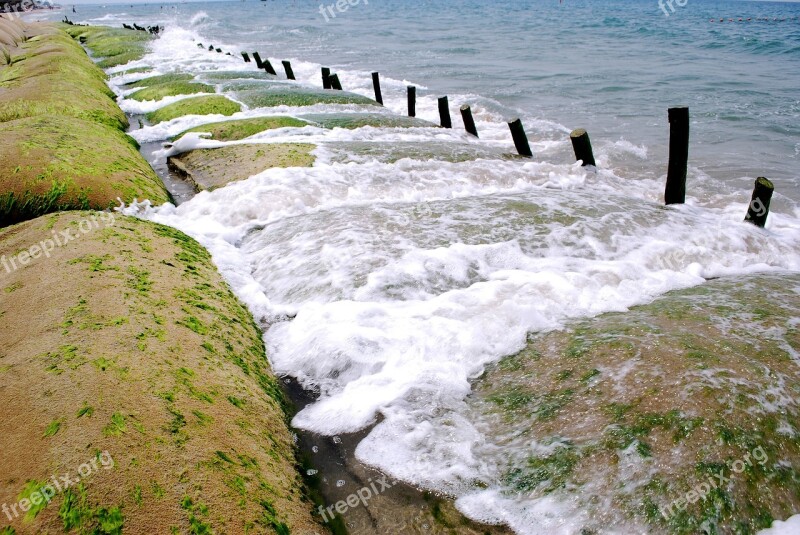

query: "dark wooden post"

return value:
[570, 129, 596, 167]
[241, 52, 251, 63]
[438, 97, 452, 128]
[372, 72, 383, 105]
[252, 52, 264, 69]
[508, 118, 532, 157]
[215, 48, 222, 53]
[460, 105, 478, 137]
[408, 86, 416, 117]
[208, 44, 214, 51]
[665, 106, 689, 205]
[197, 43, 204, 49]
[282, 60, 295, 80]
[744, 177, 774, 227]
[329, 74, 343, 90]
[321, 67, 331, 89]
[262, 59, 277, 75]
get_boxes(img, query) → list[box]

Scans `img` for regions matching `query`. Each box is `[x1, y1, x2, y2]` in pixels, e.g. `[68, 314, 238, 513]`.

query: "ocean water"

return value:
[30, 0, 800, 532]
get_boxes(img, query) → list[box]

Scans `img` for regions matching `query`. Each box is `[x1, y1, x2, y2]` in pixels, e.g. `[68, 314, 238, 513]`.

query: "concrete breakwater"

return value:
[0, 16, 321, 535]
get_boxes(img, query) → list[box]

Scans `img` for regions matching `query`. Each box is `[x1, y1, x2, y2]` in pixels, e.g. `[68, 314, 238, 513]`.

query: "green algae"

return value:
[146, 95, 241, 124]
[477, 273, 800, 534]
[173, 116, 308, 142]
[124, 72, 194, 88]
[128, 81, 215, 102]
[234, 86, 377, 108]
[299, 112, 436, 129]
[0, 33, 127, 129]
[0, 116, 169, 226]
[62, 24, 152, 68]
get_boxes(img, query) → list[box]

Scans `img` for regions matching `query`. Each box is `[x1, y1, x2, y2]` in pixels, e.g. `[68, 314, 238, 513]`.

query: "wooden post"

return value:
[408, 86, 416, 117]
[508, 118, 532, 157]
[744, 177, 774, 227]
[329, 74, 343, 90]
[262, 59, 277, 75]
[438, 97, 452, 128]
[322, 67, 331, 89]
[197, 43, 204, 49]
[372, 72, 383, 105]
[282, 60, 295, 80]
[665, 106, 689, 205]
[208, 45, 214, 51]
[460, 105, 478, 137]
[215, 48, 222, 53]
[241, 52, 251, 63]
[252, 52, 264, 69]
[570, 128, 596, 167]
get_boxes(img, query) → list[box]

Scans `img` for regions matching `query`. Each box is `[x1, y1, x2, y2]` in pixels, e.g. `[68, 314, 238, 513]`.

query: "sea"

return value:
[28, 0, 800, 533]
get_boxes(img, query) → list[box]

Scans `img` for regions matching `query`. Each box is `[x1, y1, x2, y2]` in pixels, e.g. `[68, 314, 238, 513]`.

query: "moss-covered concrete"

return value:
[169, 143, 315, 191]
[123, 72, 194, 88]
[299, 112, 436, 130]
[0, 212, 321, 534]
[128, 81, 215, 102]
[0, 30, 127, 130]
[61, 24, 152, 69]
[173, 116, 309, 142]
[146, 95, 242, 125]
[0, 21, 169, 227]
[0, 116, 169, 226]
[235, 86, 378, 108]
[475, 273, 800, 534]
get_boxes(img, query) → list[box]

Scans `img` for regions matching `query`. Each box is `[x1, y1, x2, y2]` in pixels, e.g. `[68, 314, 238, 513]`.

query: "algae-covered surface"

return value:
[235, 86, 378, 108]
[169, 143, 315, 191]
[323, 141, 513, 164]
[0, 212, 321, 534]
[61, 24, 152, 68]
[146, 95, 242, 124]
[123, 72, 194, 88]
[128, 81, 215, 102]
[173, 116, 309, 142]
[299, 112, 437, 130]
[472, 273, 800, 534]
[0, 30, 127, 130]
[0, 115, 169, 227]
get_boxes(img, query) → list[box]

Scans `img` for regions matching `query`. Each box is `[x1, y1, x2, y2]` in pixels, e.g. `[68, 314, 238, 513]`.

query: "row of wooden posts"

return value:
[232, 47, 775, 228]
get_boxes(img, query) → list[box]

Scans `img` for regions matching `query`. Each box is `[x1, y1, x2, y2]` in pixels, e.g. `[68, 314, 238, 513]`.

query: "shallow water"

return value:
[30, 0, 800, 532]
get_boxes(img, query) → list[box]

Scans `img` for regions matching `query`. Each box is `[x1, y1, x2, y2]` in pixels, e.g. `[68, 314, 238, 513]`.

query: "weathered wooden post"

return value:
[262, 58, 277, 75]
[460, 105, 478, 137]
[330, 74, 343, 90]
[215, 48, 222, 53]
[408, 86, 416, 117]
[241, 52, 251, 63]
[570, 129, 596, 167]
[208, 44, 214, 51]
[282, 60, 295, 80]
[372, 72, 383, 105]
[665, 106, 689, 205]
[508, 118, 533, 157]
[438, 97, 452, 128]
[744, 177, 774, 227]
[197, 43, 204, 48]
[321, 67, 331, 89]
[252, 52, 264, 69]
